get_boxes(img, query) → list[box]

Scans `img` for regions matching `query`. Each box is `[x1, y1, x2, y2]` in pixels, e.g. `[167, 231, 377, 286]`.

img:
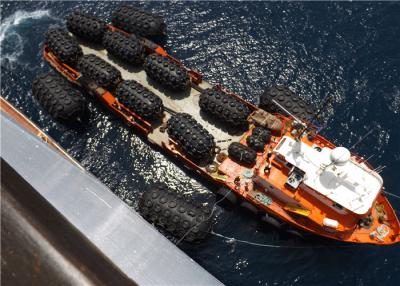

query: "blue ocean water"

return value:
[1, 1, 400, 285]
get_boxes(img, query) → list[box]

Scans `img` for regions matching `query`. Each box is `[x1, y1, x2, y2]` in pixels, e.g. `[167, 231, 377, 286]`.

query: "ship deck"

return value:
[79, 42, 246, 154]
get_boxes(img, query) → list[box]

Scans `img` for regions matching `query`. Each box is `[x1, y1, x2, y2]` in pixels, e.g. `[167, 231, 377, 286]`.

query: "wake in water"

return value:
[0, 10, 59, 67]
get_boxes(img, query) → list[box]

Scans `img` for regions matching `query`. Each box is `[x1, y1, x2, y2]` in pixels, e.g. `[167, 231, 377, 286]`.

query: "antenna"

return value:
[361, 153, 375, 164]
[349, 128, 375, 150]
[376, 166, 386, 174]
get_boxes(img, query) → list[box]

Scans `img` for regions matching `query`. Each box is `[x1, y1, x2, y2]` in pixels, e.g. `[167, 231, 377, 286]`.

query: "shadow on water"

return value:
[146, 34, 168, 48]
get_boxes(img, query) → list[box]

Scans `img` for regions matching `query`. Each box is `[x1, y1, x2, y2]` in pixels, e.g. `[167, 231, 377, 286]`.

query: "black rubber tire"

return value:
[114, 80, 163, 120]
[77, 54, 122, 89]
[259, 85, 315, 121]
[45, 27, 83, 66]
[246, 136, 265, 152]
[199, 88, 250, 127]
[167, 113, 215, 161]
[144, 54, 190, 91]
[66, 11, 107, 43]
[111, 5, 166, 37]
[246, 127, 271, 152]
[32, 73, 86, 121]
[138, 183, 213, 243]
[228, 142, 257, 166]
[252, 127, 271, 144]
[102, 30, 145, 65]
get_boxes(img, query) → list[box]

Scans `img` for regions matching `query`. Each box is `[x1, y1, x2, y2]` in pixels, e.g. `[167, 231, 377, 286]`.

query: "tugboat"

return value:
[32, 6, 400, 245]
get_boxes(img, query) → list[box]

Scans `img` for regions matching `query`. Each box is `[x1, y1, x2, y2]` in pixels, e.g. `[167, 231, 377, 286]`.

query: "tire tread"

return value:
[114, 80, 163, 120]
[32, 73, 86, 121]
[199, 88, 250, 127]
[45, 27, 83, 66]
[144, 54, 190, 90]
[167, 113, 215, 161]
[139, 183, 213, 242]
[77, 54, 122, 89]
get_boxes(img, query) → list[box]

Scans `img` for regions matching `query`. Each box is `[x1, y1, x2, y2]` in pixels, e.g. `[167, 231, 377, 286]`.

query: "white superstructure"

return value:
[274, 136, 383, 215]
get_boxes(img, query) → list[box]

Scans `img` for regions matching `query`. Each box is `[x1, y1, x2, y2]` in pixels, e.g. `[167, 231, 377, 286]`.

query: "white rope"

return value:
[209, 231, 356, 249]
[210, 231, 283, 248]
[385, 191, 400, 200]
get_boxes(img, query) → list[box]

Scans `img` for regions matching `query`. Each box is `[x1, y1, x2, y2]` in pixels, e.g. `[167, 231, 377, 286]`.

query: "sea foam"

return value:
[0, 10, 53, 43]
[0, 10, 57, 66]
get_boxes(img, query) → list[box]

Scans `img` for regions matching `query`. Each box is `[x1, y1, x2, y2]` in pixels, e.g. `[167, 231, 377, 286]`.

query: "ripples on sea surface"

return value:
[1, 1, 400, 285]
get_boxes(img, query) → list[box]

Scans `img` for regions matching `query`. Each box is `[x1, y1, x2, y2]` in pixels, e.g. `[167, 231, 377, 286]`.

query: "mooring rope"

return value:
[208, 230, 357, 249]
[385, 191, 400, 200]
[175, 188, 233, 245]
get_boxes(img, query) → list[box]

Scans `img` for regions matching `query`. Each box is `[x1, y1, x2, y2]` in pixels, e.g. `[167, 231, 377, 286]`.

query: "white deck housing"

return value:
[274, 136, 383, 215]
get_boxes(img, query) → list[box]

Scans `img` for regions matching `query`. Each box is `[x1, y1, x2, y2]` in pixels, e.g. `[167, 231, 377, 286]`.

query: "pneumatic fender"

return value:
[228, 142, 257, 166]
[139, 183, 213, 242]
[259, 85, 315, 121]
[199, 88, 250, 127]
[114, 80, 163, 120]
[111, 5, 166, 37]
[77, 54, 122, 89]
[66, 11, 108, 43]
[167, 113, 216, 162]
[45, 27, 83, 66]
[102, 30, 145, 65]
[144, 53, 190, 90]
[32, 73, 86, 121]
[246, 127, 271, 152]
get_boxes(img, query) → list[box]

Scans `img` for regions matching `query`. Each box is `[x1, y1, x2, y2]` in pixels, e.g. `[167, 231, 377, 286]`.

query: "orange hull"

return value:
[218, 121, 400, 245]
[41, 28, 400, 245]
